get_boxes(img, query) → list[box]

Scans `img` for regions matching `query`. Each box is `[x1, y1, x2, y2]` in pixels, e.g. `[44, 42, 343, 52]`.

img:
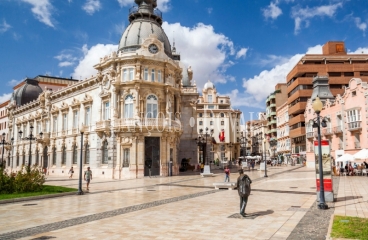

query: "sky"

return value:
[0, 0, 368, 122]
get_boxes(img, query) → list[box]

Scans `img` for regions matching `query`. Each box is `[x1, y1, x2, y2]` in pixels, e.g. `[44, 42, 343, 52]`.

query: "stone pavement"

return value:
[0, 165, 333, 240]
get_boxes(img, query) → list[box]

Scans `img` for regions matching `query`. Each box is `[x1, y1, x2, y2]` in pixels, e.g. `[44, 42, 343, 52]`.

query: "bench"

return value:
[213, 182, 237, 190]
[200, 173, 215, 177]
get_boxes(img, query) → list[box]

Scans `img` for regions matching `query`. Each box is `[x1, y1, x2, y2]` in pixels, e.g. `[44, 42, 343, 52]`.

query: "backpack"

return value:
[238, 175, 251, 197]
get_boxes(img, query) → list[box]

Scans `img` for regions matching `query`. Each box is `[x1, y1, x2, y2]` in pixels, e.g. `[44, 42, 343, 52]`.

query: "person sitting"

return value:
[348, 163, 354, 176]
[339, 167, 345, 176]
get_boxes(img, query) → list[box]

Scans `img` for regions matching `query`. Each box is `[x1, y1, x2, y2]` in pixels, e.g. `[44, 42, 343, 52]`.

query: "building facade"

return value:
[305, 78, 368, 168]
[276, 101, 290, 158]
[287, 41, 368, 155]
[247, 113, 270, 159]
[6, 0, 199, 179]
[196, 81, 242, 164]
[266, 83, 287, 138]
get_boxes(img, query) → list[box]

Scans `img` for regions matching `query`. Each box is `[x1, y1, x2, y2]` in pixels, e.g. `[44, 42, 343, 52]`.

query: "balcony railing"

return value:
[355, 142, 361, 149]
[323, 128, 333, 136]
[306, 132, 314, 139]
[96, 120, 111, 131]
[333, 126, 343, 134]
[114, 118, 181, 131]
[348, 121, 361, 131]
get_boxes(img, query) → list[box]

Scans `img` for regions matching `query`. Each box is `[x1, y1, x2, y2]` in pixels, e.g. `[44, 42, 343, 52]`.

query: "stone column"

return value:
[160, 134, 168, 176]
[115, 136, 122, 179]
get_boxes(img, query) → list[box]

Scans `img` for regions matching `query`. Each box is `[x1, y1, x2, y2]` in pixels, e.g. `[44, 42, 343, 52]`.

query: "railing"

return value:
[129, 6, 163, 19]
[96, 120, 111, 129]
[114, 118, 181, 131]
[348, 121, 361, 131]
[323, 128, 333, 136]
[306, 132, 314, 139]
[333, 126, 343, 134]
[355, 142, 361, 149]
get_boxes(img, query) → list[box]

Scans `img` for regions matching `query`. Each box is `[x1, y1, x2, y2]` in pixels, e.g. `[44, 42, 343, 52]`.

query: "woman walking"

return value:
[224, 166, 230, 182]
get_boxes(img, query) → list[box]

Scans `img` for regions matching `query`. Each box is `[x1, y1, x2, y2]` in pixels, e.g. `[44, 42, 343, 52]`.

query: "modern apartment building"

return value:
[266, 83, 287, 138]
[276, 102, 290, 157]
[287, 41, 368, 154]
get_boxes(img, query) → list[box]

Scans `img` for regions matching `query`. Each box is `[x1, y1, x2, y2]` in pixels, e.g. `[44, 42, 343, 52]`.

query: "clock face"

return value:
[148, 44, 158, 54]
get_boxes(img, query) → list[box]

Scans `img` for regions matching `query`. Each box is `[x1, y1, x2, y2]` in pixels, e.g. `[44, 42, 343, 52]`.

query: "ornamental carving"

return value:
[71, 98, 81, 109]
[60, 102, 69, 112]
[81, 94, 93, 105]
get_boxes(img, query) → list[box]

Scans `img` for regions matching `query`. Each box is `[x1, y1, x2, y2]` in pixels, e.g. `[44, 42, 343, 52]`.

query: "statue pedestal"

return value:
[259, 162, 266, 171]
[201, 165, 214, 177]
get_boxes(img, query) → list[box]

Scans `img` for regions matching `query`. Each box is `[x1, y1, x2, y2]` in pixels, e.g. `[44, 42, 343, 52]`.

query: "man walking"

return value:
[224, 166, 230, 182]
[237, 169, 252, 217]
[84, 167, 92, 191]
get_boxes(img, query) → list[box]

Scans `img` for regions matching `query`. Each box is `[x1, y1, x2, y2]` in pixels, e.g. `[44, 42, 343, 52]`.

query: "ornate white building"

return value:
[196, 81, 242, 163]
[5, 0, 199, 179]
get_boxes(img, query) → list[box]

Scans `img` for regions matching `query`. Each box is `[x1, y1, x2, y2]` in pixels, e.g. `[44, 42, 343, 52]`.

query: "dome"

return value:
[204, 81, 215, 90]
[118, 0, 172, 57]
[11, 79, 42, 106]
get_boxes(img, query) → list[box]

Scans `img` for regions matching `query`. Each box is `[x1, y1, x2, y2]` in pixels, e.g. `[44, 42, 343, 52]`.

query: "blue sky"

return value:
[0, 0, 367, 121]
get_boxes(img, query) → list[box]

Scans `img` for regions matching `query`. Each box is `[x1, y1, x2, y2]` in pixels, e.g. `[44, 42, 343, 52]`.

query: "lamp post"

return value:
[0, 133, 13, 168]
[195, 127, 214, 166]
[19, 125, 43, 169]
[311, 96, 328, 210]
[263, 137, 268, 177]
[77, 124, 85, 195]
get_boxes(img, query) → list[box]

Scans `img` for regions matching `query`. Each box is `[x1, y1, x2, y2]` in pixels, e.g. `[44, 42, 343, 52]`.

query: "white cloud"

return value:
[0, 19, 11, 33]
[117, 0, 170, 12]
[163, 22, 236, 87]
[236, 48, 248, 59]
[242, 45, 322, 102]
[82, 0, 101, 15]
[348, 47, 368, 54]
[54, 52, 78, 67]
[262, 2, 282, 20]
[20, 0, 55, 27]
[291, 3, 342, 34]
[354, 17, 367, 34]
[72, 44, 117, 80]
[0, 93, 12, 103]
[7, 79, 20, 87]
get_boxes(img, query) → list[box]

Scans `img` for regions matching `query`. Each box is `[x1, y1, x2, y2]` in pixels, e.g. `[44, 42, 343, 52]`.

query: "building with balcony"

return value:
[287, 41, 368, 155]
[196, 81, 242, 163]
[276, 101, 290, 158]
[246, 113, 270, 159]
[304, 78, 368, 168]
[5, 0, 199, 179]
[266, 84, 287, 138]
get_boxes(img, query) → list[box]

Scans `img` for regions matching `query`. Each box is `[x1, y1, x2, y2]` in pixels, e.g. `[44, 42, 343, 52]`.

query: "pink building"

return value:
[305, 78, 367, 168]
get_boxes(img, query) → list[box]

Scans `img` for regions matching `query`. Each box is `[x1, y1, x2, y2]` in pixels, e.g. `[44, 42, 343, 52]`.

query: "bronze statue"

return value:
[237, 169, 252, 217]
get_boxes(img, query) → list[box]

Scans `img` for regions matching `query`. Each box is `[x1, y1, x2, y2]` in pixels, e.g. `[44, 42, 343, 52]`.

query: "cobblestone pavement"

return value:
[0, 165, 325, 240]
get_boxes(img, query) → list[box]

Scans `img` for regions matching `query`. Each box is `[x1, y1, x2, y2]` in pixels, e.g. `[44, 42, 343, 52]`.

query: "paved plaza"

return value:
[0, 166, 367, 240]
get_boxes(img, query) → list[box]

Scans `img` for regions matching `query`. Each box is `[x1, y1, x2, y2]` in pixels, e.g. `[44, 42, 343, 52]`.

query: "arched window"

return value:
[72, 144, 78, 164]
[62, 145, 66, 165]
[124, 95, 134, 118]
[52, 147, 57, 165]
[102, 141, 108, 164]
[85, 144, 90, 164]
[146, 95, 158, 118]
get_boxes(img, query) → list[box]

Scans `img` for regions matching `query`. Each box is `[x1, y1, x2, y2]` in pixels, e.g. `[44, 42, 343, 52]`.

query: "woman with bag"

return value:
[68, 167, 74, 179]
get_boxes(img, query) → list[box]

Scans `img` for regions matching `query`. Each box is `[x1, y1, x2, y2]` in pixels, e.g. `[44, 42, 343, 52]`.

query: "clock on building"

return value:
[148, 44, 159, 54]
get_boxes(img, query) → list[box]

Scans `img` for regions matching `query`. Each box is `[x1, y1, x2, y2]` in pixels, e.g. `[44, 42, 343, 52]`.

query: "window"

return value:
[124, 95, 134, 118]
[129, 68, 134, 81]
[146, 95, 158, 118]
[16, 154, 19, 166]
[352, 91, 356, 96]
[199, 121, 203, 125]
[158, 70, 162, 82]
[210, 113, 213, 117]
[220, 100, 223, 103]
[72, 144, 77, 164]
[22, 152, 25, 166]
[210, 121, 213, 125]
[208, 95, 213, 103]
[62, 145, 66, 165]
[144, 68, 148, 81]
[62, 114, 67, 130]
[122, 68, 134, 82]
[37, 122, 41, 134]
[347, 109, 361, 123]
[221, 121, 224, 125]
[123, 148, 130, 167]
[151, 69, 155, 82]
[52, 147, 57, 165]
[85, 107, 90, 126]
[199, 113, 203, 118]
[122, 69, 128, 82]
[85, 144, 90, 164]
[73, 111, 78, 129]
[220, 113, 224, 117]
[45, 120, 49, 133]
[208, 105, 214, 109]
[104, 102, 110, 120]
[53, 116, 57, 133]
[102, 141, 108, 164]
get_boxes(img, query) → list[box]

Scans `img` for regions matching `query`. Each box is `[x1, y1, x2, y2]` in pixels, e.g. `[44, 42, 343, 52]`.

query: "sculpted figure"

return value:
[237, 169, 252, 217]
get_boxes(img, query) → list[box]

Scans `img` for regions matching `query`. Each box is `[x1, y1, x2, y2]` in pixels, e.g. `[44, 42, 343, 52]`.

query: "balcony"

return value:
[113, 118, 182, 132]
[288, 102, 307, 115]
[96, 120, 111, 136]
[322, 128, 333, 136]
[354, 142, 361, 149]
[348, 121, 361, 131]
[288, 114, 304, 126]
[306, 132, 314, 139]
[333, 126, 343, 134]
[289, 127, 306, 138]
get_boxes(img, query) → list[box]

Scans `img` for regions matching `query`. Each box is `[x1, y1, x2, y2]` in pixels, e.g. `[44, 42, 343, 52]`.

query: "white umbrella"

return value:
[353, 149, 368, 159]
[336, 154, 355, 162]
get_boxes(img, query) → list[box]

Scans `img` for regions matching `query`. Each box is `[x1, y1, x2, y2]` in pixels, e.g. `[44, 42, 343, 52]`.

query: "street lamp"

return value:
[227, 142, 234, 165]
[19, 125, 43, 169]
[0, 133, 13, 168]
[311, 96, 328, 210]
[263, 138, 268, 177]
[77, 124, 85, 195]
[195, 127, 214, 165]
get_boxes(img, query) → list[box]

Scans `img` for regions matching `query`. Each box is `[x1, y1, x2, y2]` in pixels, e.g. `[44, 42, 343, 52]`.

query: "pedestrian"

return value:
[224, 166, 230, 182]
[84, 167, 92, 190]
[68, 167, 74, 179]
[364, 161, 368, 169]
[237, 169, 252, 217]
[251, 160, 255, 170]
[200, 162, 204, 173]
